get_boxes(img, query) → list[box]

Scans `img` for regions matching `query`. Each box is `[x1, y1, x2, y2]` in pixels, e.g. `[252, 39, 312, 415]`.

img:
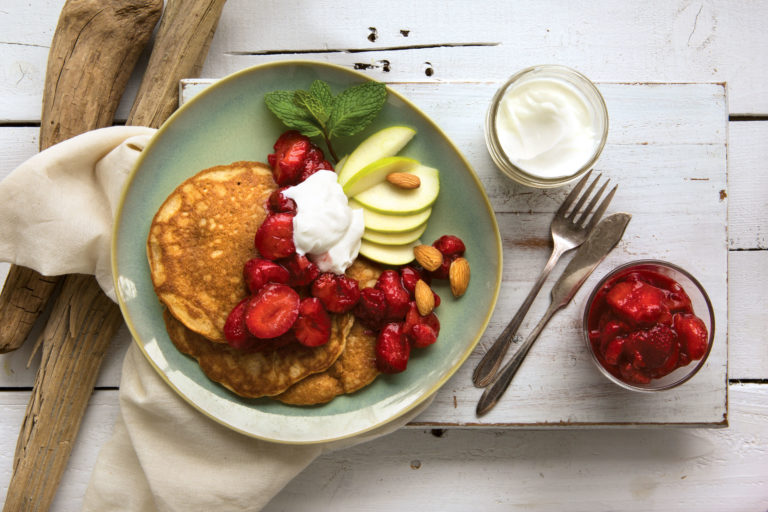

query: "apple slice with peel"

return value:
[337, 126, 416, 186]
[349, 199, 432, 233]
[342, 156, 419, 197]
[362, 222, 427, 246]
[353, 165, 439, 215]
[359, 239, 419, 266]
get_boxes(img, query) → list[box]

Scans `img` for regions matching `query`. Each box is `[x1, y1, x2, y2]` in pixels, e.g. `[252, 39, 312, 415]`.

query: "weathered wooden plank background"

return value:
[1, 0, 767, 510]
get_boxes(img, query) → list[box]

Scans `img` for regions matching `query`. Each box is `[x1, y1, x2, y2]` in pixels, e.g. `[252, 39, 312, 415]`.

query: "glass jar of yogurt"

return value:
[485, 65, 608, 188]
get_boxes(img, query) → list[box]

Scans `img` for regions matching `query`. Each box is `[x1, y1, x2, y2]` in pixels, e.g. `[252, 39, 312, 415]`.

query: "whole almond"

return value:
[414, 279, 435, 315]
[387, 172, 421, 189]
[413, 244, 443, 271]
[449, 257, 470, 297]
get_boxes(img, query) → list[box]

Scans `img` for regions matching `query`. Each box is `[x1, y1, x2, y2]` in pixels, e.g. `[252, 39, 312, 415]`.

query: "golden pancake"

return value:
[164, 309, 353, 398]
[274, 257, 384, 405]
[148, 161, 276, 343]
[274, 320, 379, 405]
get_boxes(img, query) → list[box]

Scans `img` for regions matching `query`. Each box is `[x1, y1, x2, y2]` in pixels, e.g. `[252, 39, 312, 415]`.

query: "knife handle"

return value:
[476, 302, 562, 416]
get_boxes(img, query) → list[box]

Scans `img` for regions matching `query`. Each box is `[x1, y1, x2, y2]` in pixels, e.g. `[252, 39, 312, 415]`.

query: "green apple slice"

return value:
[337, 126, 416, 185]
[359, 239, 419, 266]
[353, 165, 439, 215]
[342, 156, 419, 197]
[335, 154, 348, 174]
[362, 222, 427, 246]
[348, 199, 432, 233]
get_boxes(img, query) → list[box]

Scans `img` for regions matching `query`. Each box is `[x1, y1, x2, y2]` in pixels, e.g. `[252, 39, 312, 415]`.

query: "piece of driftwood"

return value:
[2, 0, 163, 509]
[3, 1, 227, 510]
[0, 0, 163, 354]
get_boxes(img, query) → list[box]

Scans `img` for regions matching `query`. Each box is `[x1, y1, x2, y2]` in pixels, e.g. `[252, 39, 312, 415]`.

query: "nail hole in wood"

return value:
[368, 27, 378, 42]
[424, 62, 434, 77]
[400, 29, 410, 37]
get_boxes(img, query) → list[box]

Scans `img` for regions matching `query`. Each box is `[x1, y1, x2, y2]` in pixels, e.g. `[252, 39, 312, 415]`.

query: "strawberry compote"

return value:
[586, 262, 712, 388]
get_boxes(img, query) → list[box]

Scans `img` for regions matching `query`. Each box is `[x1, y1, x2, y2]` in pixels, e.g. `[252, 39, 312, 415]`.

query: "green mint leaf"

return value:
[327, 82, 387, 138]
[264, 90, 323, 137]
[310, 80, 334, 113]
[294, 89, 329, 127]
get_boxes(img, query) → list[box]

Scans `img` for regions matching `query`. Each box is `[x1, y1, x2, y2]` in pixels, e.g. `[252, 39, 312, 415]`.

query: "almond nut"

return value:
[413, 244, 443, 271]
[449, 257, 470, 297]
[414, 279, 435, 315]
[387, 172, 421, 189]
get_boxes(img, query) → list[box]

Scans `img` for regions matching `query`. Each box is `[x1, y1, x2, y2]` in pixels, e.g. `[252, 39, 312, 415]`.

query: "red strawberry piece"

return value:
[254, 212, 296, 260]
[243, 258, 290, 294]
[432, 235, 466, 258]
[224, 297, 255, 349]
[619, 361, 652, 385]
[603, 336, 627, 365]
[244, 283, 300, 339]
[403, 301, 441, 347]
[629, 324, 678, 370]
[293, 297, 332, 347]
[280, 253, 320, 287]
[650, 338, 680, 379]
[354, 287, 388, 330]
[599, 320, 629, 354]
[375, 269, 411, 321]
[673, 313, 709, 360]
[605, 280, 670, 326]
[400, 265, 424, 295]
[299, 144, 334, 182]
[267, 187, 297, 214]
[375, 323, 410, 373]
[268, 130, 311, 186]
[311, 272, 361, 313]
[428, 253, 457, 280]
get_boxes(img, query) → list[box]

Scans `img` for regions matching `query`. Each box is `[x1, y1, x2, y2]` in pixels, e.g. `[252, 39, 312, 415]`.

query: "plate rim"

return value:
[111, 59, 503, 444]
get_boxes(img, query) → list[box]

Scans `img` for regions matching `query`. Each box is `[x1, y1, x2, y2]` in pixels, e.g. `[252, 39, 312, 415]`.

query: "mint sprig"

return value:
[265, 79, 387, 163]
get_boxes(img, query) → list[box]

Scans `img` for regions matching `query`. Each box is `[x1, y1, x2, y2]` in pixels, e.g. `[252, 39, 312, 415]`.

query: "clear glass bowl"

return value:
[484, 65, 608, 188]
[582, 260, 715, 392]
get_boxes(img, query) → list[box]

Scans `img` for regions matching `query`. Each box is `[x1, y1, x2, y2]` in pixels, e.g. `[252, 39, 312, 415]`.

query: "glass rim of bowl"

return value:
[581, 259, 716, 392]
[484, 64, 609, 189]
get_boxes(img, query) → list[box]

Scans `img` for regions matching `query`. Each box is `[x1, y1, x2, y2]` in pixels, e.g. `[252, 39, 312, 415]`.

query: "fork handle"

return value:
[476, 301, 563, 415]
[472, 243, 567, 387]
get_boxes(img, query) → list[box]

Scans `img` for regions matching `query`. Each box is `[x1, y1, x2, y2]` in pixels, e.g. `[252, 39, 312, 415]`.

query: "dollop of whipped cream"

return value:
[282, 170, 364, 274]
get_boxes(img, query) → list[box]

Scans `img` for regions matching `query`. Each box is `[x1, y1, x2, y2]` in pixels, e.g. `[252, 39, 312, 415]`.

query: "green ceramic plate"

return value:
[113, 61, 502, 444]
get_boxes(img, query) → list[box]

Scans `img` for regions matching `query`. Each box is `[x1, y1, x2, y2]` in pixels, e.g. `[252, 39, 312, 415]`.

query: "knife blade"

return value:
[476, 212, 632, 416]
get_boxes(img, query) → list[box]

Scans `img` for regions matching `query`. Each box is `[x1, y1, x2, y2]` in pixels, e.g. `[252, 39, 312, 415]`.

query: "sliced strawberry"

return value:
[254, 212, 296, 260]
[619, 361, 652, 385]
[244, 283, 300, 339]
[375, 270, 411, 321]
[650, 338, 680, 378]
[603, 336, 627, 365]
[223, 297, 255, 349]
[674, 313, 709, 360]
[410, 323, 438, 348]
[432, 235, 466, 258]
[293, 297, 331, 347]
[280, 253, 320, 287]
[400, 265, 425, 295]
[375, 323, 410, 373]
[243, 258, 290, 294]
[268, 131, 311, 186]
[299, 144, 333, 182]
[605, 280, 670, 326]
[599, 320, 630, 354]
[629, 324, 678, 370]
[311, 272, 361, 313]
[403, 301, 441, 347]
[267, 187, 297, 215]
[354, 287, 388, 330]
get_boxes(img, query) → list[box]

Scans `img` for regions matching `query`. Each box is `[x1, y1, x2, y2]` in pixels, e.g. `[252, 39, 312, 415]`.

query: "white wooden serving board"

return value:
[181, 79, 728, 427]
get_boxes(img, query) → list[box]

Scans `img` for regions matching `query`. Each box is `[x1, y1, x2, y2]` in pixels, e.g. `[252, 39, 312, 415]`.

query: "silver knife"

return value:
[476, 212, 632, 416]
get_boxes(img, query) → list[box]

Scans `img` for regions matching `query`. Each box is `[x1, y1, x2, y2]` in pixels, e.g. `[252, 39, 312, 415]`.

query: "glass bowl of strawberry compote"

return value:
[583, 260, 715, 392]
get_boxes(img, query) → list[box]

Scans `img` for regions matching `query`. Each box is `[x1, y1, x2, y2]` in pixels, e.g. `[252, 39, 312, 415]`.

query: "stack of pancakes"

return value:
[147, 161, 380, 405]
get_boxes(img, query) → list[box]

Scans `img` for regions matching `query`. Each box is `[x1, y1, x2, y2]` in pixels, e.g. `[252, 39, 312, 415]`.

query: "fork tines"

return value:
[557, 170, 617, 232]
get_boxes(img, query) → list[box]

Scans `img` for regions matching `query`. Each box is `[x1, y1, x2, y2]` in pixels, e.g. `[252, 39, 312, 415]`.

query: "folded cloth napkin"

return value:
[0, 126, 432, 511]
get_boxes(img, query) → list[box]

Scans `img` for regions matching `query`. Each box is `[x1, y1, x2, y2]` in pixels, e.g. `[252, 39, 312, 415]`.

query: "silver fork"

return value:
[472, 170, 617, 387]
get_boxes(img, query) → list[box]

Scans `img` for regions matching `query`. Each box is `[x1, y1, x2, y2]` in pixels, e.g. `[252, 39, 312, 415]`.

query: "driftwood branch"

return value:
[4, 1, 227, 510]
[0, 0, 163, 354]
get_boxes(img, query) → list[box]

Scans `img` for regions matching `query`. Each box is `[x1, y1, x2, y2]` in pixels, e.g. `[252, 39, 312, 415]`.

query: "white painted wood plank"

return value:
[2, 0, 768, 121]
[729, 251, 768, 379]
[728, 121, 768, 250]
[1, 385, 765, 512]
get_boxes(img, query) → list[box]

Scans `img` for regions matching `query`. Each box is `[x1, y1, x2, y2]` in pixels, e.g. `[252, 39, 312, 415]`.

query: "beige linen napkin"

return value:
[0, 126, 431, 511]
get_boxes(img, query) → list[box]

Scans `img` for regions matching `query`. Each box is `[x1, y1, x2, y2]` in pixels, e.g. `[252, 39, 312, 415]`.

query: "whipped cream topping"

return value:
[282, 170, 363, 273]
[495, 77, 599, 178]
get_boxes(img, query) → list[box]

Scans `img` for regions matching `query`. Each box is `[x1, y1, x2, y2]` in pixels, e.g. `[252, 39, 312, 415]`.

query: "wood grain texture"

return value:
[0, 0, 163, 354]
[727, 121, 768, 249]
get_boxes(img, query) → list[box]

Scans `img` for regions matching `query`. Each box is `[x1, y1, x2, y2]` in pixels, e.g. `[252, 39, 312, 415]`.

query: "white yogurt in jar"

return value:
[282, 170, 364, 274]
[494, 76, 600, 179]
